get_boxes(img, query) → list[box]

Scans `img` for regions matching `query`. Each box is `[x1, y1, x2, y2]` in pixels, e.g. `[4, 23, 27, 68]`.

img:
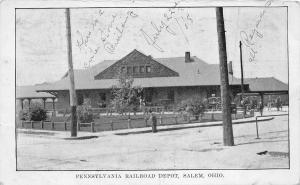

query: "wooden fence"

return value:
[20, 114, 185, 133]
[19, 110, 247, 133]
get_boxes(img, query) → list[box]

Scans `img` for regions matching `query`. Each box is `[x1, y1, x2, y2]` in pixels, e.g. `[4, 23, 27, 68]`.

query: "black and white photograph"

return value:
[15, 3, 290, 170]
[1, 0, 300, 184]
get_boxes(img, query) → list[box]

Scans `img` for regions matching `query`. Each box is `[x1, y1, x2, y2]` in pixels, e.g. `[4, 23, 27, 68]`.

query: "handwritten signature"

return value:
[140, 1, 193, 52]
[76, 10, 138, 68]
[240, 0, 273, 62]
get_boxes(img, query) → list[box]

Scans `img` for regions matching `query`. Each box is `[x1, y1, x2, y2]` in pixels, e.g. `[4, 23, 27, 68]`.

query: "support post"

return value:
[52, 98, 56, 116]
[159, 115, 163, 125]
[145, 117, 148, 127]
[239, 41, 245, 99]
[255, 117, 260, 139]
[65, 8, 77, 137]
[260, 93, 264, 116]
[42, 98, 46, 109]
[216, 7, 234, 146]
[52, 98, 55, 110]
[20, 99, 24, 110]
[150, 113, 157, 133]
[111, 120, 114, 131]
[91, 122, 95, 132]
[127, 119, 131, 129]
[28, 98, 31, 111]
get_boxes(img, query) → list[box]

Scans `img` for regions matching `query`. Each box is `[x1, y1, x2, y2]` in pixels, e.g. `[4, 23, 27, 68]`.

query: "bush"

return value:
[77, 105, 94, 123]
[79, 112, 93, 123]
[177, 98, 206, 120]
[19, 110, 30, 121]
[30, 107, 47, 121]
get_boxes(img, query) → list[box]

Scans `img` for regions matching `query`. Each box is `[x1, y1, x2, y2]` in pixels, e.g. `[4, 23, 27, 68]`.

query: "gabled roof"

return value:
[244, 77, 288, 92]
[35, 50, 242, 91]
[16, 85, 55, 99]
[95, 49, 179, 79]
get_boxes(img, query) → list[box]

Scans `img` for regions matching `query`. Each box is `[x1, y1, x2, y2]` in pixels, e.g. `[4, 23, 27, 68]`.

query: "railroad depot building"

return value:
[32, 49, 288, 110]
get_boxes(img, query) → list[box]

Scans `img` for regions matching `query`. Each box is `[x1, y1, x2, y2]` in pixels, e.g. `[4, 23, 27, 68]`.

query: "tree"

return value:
[110, 72, 142, 117]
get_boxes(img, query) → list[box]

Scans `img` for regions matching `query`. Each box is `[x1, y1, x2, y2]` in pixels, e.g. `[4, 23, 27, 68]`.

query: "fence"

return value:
[20, 114, 186, 133]
[19, 109, 247, 133]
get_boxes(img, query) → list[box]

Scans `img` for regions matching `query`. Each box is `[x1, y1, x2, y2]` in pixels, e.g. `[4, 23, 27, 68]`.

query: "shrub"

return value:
[77, 104, 94, 123]
[19, 110, 30, 121]
[79, 111, 93, 123]
[177, 98, 206, 120]
[30, 107, 47, 121]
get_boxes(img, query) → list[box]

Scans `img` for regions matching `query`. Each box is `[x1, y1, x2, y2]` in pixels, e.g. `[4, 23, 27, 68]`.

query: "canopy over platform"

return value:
[16, 86, 55, 100]
[244, 77, 288, 94]
[16, 85, 57, 110]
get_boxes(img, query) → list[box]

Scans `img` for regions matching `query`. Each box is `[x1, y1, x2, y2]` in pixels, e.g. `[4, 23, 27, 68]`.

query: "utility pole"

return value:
[216, 7, 234, 146]
[239, 41, 245, 99]
[65, 8, 77, 137]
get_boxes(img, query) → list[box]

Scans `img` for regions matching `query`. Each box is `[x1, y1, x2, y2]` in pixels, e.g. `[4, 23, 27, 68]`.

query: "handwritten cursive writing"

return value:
[140, 1, 193, 52]
[75, 10, 138, 68]
[240, 0, 273, 62]
[102, 11, 138, 54]
[76, 31, 91, 51]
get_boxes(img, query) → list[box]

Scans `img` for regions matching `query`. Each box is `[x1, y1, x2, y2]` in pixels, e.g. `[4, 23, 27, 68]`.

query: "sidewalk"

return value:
[17, 114, 276, 139]
[16, 114, 289, 170]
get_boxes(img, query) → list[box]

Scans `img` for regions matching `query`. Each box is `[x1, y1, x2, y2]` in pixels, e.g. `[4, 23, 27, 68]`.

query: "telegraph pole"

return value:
[216, 7, 234, 146]
[65, 8, 77, 137]
[239, 41, 245, 98]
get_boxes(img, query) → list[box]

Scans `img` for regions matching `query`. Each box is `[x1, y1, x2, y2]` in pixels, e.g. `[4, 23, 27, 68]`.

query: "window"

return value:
[133, 66, 138, 74]
[208, 89, 217, 98]
[167, 89, 175, 102]
[120, 66, 126, 73]
[98, 93, 107, 108]
[99, 93, 106, 101]
[127, 66, 132, 74]
[140, 66, 145, 73]
[146, 66, 151, 73]
[77, 93, 84, 105]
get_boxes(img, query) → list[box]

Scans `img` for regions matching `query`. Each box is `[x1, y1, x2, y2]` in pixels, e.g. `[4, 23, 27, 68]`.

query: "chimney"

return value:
[185, 52, 191, 63]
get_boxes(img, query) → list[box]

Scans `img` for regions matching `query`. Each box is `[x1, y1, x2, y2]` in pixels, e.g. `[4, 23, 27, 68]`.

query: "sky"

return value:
[16, 5, 288, 86]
